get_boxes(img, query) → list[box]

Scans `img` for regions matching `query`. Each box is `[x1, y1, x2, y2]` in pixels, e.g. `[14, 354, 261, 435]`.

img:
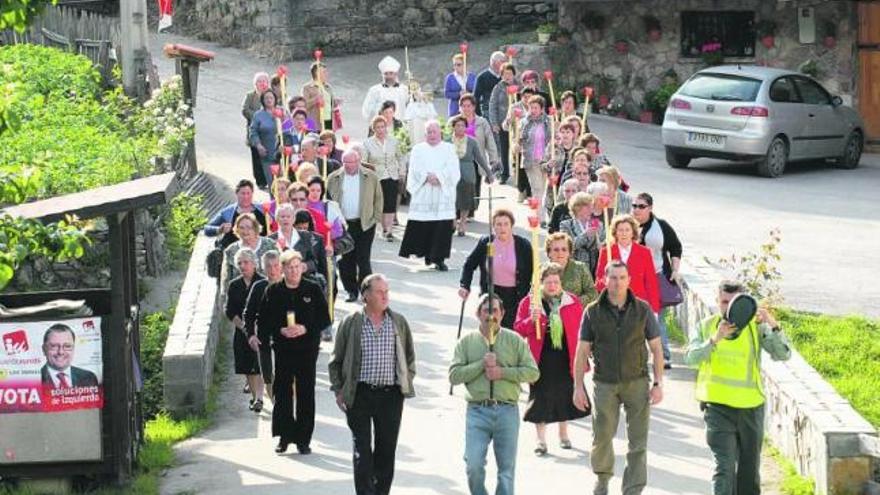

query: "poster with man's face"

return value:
[0, 317, 103, 413]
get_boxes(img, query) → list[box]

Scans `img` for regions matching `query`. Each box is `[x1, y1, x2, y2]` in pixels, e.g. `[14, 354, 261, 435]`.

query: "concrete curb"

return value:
[674, 256, 878, 494]
[162, 233, 223, 416]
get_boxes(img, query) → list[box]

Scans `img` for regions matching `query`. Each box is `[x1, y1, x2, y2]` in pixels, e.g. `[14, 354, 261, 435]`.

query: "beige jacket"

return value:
[301, 81, 337, 126]
[326, 166, 384, 230]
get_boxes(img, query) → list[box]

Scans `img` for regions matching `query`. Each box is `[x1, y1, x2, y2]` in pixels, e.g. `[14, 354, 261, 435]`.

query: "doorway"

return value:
[858, 1, 880, 143]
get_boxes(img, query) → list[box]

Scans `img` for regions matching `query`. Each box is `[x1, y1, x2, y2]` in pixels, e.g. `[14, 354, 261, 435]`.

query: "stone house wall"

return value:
[555, 0, 857, 118]
[175, 0, 557, 60]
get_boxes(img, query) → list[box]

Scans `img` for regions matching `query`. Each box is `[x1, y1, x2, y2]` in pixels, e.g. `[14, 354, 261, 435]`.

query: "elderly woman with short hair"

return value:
[363, 115, 404, 241]
[548, 177, 580, 234]
[450, 114, 492, 237]
[249, 91, 287, 191]
[224, 247, 266, 412]
[223, 213, 276, 284]
[243, 72, 271, 188]
[544, 232, 598, 307]
[560, 192, 605, 275]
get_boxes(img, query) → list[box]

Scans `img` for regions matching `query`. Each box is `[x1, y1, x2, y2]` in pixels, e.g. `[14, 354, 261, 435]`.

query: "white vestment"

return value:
[361, 83, 410, 120]
[406, 141, 460, 221]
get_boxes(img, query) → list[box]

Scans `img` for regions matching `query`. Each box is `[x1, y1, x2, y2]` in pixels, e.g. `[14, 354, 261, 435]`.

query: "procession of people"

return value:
[209, 45, 792, 495]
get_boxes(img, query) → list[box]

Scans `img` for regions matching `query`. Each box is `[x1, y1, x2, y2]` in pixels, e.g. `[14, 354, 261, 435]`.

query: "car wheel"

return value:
[835, 132, 862, 170]
[665, 147, 691, 169]
[756, 137, 787, 178]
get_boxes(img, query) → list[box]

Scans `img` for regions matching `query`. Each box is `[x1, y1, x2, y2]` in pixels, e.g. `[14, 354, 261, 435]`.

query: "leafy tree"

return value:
[0, 0, 57, 32]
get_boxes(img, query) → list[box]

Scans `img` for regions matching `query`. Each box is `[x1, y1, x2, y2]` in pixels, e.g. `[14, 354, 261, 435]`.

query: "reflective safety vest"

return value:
[695, 315, 765, 408]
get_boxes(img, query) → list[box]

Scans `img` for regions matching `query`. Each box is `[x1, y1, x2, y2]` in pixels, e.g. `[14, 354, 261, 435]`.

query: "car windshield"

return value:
[679, 74, 762, 102]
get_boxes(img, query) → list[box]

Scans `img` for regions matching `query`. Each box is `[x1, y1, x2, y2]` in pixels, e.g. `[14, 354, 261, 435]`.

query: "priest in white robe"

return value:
[398, 120, 460, 271]
[361, 56, 410, 121]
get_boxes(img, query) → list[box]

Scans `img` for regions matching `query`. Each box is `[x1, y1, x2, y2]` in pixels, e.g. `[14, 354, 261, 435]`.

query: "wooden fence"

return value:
[0, 6, 120, 84]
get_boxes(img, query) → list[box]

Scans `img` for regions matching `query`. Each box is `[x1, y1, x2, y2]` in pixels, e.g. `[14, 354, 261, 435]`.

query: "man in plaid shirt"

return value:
[329, 274, 417, 495]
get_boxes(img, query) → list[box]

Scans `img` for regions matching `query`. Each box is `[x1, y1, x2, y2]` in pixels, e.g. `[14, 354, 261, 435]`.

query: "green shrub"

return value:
[779, 309, 880, 428]
[164, 193, 206, 267]
[140, 310, 171, 420]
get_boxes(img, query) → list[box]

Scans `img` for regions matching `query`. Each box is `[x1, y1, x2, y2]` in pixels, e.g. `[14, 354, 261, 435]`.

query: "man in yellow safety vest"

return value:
[684, 280, 791, 495]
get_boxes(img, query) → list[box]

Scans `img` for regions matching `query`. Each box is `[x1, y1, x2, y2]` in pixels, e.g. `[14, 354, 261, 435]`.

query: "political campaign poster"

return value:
[0, 318, 104, 413]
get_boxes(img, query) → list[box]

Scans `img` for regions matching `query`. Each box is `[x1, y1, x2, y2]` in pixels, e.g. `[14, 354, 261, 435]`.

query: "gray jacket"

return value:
[470, 115, 500, 167]
[328, 309, 416, 408]
[487, 80, 513, 129]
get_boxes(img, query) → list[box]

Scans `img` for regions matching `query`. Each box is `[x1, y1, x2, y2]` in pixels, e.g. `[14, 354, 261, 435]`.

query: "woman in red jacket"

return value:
[594, 214, 660, 312]
[514, 263, 590, 457]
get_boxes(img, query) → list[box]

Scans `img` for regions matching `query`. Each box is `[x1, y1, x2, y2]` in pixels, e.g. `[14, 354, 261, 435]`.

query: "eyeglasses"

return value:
[453, 63, 463, 67]
[46, 344, 74, 352]
[550, 247, 569, 252]
[632, 204, 650, 209]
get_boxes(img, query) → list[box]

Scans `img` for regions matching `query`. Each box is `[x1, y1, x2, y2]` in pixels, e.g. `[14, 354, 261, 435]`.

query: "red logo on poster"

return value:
[2, 330, 28, 355]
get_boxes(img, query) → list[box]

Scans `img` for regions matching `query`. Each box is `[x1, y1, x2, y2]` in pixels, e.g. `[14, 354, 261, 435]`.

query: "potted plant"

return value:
[822, 20, 837, 49]
[643, 15, 662, 42]
[536, 23, 557, 45]
[640, 92, 655, 124]
[582, 11, 606, 41]
[757, 20, 777, 49]
[700, 40, 724, 67]
[800, 59, 822, 79]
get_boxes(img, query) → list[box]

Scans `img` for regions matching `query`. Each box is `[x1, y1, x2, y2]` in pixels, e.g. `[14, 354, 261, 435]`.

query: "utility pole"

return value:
[119, 0, 149, 99]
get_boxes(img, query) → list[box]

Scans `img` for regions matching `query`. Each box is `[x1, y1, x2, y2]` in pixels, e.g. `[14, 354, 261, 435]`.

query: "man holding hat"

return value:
[362, 56, 410, 121]
[684, 280, 791, 495]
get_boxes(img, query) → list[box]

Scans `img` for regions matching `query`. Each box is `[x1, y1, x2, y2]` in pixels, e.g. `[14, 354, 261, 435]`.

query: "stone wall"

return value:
[555, 0, 858, 118]
[674, 255, 878, 494]
[175, 0, 557, 60]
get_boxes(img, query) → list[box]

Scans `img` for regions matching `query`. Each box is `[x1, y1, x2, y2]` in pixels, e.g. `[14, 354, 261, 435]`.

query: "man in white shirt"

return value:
[398, 121, 460, 271]
[40, 324, 98, 389]
[361, 56, 410, 122]
[327, 149, 384, 302]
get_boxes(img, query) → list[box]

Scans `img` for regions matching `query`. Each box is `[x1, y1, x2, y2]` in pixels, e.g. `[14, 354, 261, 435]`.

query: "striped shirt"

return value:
[360, 312, 397, 386]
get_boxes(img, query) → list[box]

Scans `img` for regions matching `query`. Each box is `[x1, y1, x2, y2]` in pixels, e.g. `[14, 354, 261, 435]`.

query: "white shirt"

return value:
[643, 218, 665, 273]
[406, 142, 460, 221]
[453, 72, 466, 93]
[619, 243, 633, 264]
[279, 228, 301, 249]
[49, 367, 72, 388]
[362, 82, 410, 120]
[341, 172, 361, 220]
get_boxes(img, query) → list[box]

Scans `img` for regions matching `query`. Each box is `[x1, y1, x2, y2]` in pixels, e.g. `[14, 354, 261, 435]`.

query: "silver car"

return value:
[661, 65, 865, 177]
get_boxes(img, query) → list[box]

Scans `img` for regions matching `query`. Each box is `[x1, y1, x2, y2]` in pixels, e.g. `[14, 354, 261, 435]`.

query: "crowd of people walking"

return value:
[204, 45, 793, 495]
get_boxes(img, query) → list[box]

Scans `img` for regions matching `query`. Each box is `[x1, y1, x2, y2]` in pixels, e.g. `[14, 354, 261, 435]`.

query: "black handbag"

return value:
[333, 231, 355, 256]
[206, 240, 223, 278]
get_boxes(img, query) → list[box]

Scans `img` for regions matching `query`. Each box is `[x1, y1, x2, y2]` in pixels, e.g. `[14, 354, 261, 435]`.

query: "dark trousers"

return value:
[250, 145, 267, 187]
[272, 348, 318, 446]
[497, 130, 510, 181]
[339, 220, 375, 295]
[704, 403, 764, 495]
[346, 384, 404, 495]
[517, 163, 531, 197]
[471, 163, 482, 215]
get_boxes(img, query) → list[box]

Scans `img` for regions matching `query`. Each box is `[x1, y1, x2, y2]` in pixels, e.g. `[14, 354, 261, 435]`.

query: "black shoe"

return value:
[248, 399, 255, 411]
[435, 262, 449, 272]
[664, 362, 672, 370]
[275, 441, 290, 454]
[345, 292, 358, 302]
[242, 384, 250, 394]
[296, 444, 312, 455]
[253, 400, 263, 413]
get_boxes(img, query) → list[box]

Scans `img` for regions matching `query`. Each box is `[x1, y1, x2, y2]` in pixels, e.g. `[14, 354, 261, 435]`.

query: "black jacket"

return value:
[41, 365, 98, 388]
[474, 69, 501, 117]
[269, 230, 327, 278]
[638, 215, 682, 279]
[460, 234, 533, 301]
[255, 278, 331, 357]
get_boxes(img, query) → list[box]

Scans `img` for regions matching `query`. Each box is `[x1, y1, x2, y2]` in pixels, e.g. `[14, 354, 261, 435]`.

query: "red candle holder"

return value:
[527, 197, 540, 210]
[276, 65, 289, 77]
[507, 84, 520, 95]
[270, 163, 280, 177]
[460, 42, 468, 54]
[505, 46, 517, 58]
[597, 194, 611, 209]
[513, 107, 524, 118]
[543, 70, 553, 81]
[548, 107, 557, 116]
[527, 215, 540, 229]
[342, 134, 351, 144]
[289, 162, 299, 174]
[583, 87, 594, 99]
[283, 146, 293, 157]
[272, 108, 284, 119]
[314, 49, 323, 61]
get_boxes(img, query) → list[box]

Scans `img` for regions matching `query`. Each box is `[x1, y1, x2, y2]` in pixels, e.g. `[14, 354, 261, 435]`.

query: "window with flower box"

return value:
[680, 11, 757, 59]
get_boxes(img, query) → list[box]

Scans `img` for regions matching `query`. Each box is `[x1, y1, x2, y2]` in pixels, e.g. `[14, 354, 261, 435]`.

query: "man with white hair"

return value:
[398, 120, 460, 271]
[473, 51, 507, 118]
[362, 56, 410, 121]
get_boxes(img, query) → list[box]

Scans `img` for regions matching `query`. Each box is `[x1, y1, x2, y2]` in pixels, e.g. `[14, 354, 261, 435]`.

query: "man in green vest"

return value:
[685, 280, 791, 494]
[573, 260, 665, 495]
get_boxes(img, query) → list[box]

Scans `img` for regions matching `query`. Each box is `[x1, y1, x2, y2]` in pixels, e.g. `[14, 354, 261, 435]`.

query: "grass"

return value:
[765, 441, 815, 495]
[776, 309, 880, 429]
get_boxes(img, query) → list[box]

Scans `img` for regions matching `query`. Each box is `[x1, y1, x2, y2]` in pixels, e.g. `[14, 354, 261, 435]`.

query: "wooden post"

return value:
[119, 0, 149, 99]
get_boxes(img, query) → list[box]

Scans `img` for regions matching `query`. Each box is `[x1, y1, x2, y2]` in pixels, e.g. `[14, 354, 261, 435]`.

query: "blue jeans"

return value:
[464, 403, 520, 495]
[656, 307, 671, 361]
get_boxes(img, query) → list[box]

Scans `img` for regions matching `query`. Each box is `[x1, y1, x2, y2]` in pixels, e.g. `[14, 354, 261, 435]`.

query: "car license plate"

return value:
[686, 132, 725, 149]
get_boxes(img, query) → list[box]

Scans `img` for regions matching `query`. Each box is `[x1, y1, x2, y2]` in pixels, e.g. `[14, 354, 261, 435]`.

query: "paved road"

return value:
[151, 33, 720, 495]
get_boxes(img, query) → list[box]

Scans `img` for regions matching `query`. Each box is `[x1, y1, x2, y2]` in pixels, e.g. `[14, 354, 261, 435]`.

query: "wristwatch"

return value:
[652, 381, 662, 388]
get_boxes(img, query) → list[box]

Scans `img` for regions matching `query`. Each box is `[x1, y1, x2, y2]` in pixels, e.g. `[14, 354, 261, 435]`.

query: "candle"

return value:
[544, 70, 556, 112]
[527, 212, 541, 340]
[460, 42, 468, 83]
[582, 86, 594, 136]
[287, 311, 296, 327]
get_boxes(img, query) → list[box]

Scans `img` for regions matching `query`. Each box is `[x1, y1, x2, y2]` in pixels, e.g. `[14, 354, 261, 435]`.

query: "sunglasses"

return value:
[632, 204, 650, 209]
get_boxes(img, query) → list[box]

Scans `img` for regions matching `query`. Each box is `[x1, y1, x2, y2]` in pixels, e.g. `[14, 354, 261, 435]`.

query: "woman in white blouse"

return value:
[363, 115, 404, 241]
